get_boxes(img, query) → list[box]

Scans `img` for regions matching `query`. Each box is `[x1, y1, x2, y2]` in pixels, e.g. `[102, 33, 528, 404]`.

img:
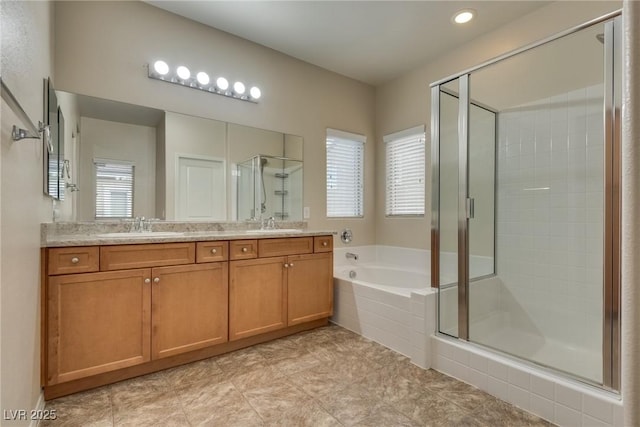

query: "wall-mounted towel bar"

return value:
[0, 77, 51, 148]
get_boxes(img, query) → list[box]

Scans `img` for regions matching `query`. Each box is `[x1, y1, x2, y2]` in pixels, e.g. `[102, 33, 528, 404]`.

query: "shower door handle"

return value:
[466, 198, 475, 219]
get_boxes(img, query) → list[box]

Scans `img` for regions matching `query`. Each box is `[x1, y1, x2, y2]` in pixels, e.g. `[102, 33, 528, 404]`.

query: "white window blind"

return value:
[95, 160, 134, 219]
[326, 129, 365, 217]
[385, 125, 426, 216]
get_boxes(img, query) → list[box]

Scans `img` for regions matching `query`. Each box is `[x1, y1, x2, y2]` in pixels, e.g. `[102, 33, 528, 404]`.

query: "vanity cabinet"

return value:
[229, 257, 288, 341]
[287, 252, 333, 325]
[47, 269, 151, 385]
[43, 234, 333, 399]
[152, 263, 228, 359]
[229, 237, 333, 340]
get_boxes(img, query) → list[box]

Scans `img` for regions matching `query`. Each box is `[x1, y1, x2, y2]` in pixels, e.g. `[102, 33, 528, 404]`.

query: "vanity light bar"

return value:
[147, 60, 262, 103]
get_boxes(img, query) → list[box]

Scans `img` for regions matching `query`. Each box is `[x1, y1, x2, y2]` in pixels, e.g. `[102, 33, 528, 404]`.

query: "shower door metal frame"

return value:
[457, 75, 470, 340]
[603, 16, 622, 392]
[430, 9, 622, 390]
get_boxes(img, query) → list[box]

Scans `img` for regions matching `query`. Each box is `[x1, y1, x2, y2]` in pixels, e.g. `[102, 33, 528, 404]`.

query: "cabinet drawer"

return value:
[196, 241, 229, 263]
[229, 240, 258, 260]
[100, 243, 195, 271]
[258, 237, 313, 257]
[314, 236, 333, 253]
[48, 247, 99, 275]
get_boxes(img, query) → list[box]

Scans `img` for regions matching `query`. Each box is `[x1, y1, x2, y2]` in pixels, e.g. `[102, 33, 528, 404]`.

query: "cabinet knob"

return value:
[144, 278, 151, 284]
[242, 247, 248, 253]
[322, 241, 328, 247]
[71, 257, 80, 264]
[211, 248, 217, 254]
[284, 263, 289, 268]
[153, 277, 160, 283]
[289, 263, 294, 267]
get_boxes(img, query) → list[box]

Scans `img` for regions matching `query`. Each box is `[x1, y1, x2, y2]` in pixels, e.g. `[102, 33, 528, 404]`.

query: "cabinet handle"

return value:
[284, 263, 289, 268]
[211, 248, 217, 254]
[144, 278, 151, 284]
[289, 263, 294, 267]
[153, 277, 160, 283]
[322, 241, 328, 247]
[242, 247, 248, 253]
[71, 257, 80, 264]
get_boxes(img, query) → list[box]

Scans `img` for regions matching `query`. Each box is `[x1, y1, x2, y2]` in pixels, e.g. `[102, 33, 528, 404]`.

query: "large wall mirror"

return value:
[56, 91, 303, 222]
[44, 78, 62, 200]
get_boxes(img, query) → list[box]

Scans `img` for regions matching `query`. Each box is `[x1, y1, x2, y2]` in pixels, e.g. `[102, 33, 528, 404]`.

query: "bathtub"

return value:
[331, 246, 436, 368]
[334, 264, 429, 297]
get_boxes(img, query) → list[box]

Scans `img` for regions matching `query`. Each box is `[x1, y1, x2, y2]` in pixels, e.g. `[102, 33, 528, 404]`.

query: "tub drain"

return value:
[349, 270, 357, 279]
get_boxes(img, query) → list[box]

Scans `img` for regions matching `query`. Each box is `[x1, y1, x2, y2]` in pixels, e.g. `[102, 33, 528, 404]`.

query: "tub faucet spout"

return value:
[346, 252, 359, 261]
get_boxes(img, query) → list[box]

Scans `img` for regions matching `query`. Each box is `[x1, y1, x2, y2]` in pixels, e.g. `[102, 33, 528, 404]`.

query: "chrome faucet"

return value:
[132, 216, 148, 232]
[346, 252, 359, 261]
[261, 216, 276, 230]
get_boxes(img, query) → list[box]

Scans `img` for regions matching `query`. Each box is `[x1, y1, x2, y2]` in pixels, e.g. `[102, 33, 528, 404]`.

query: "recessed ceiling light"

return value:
[453, 9, 475, 24]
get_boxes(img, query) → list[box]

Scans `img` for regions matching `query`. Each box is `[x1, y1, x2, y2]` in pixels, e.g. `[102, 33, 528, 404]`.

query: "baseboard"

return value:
[29, 391, 46, 427]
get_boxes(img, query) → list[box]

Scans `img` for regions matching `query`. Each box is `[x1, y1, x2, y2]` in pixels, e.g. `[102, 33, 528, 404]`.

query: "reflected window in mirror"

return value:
[95, 160, 134, 219]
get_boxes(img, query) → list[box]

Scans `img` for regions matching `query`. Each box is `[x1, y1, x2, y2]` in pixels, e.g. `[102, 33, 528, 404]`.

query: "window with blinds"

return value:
[95, 160, 134, 219]
[326, 129, 365, 217]
[385, 125, 426, 216]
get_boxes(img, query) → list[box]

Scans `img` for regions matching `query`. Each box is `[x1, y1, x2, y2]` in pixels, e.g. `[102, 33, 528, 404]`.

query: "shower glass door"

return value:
[433, 14, 620, 389]
[434, 79, 460, 338]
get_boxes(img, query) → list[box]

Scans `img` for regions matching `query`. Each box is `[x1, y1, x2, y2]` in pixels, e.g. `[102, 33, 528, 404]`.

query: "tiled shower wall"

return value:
[496, 83, 605, 354]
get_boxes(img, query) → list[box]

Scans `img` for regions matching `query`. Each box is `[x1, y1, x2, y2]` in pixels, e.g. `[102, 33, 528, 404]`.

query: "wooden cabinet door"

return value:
[151, 263, 228, 359]
[47, 269, 151, 385]
[229, 257, 287, 341]
[287, 252, 333, 326]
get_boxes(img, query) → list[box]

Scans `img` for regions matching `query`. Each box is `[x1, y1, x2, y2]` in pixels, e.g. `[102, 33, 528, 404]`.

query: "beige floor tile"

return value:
[317, 383, 389, 425]
[266, 400, 341, 427]
[356, 369, 426, 404]
[231, 364, 285, 392]
[470, 398, 555, 427]
[242, 378, 312, 422]
[41, 324, 553, 427]
[287, 363, 352, 398]
[160, 356, 223, 388]
[271, 351, 322, 376]
[112, 391, 187, 427]
[391, 389, 472, 424]
[175, 378, 262, 425]
[110, 372, 170, 409]
[42, 386, 113, 427]
[351, 406, 422, 427]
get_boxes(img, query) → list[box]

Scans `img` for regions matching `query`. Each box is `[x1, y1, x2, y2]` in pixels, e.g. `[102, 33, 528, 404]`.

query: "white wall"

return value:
[0, 1, 54, 423]
[78, 117, 157, 220]
[54, 1, 376, 246]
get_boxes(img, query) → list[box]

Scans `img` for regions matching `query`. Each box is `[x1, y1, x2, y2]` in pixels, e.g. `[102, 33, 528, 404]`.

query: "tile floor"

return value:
[42, 324, 553, 426]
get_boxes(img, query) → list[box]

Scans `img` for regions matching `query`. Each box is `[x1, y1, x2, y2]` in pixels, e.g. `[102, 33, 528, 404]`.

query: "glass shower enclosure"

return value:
[236, 154, 303, 221]
[431, 13, 621, 390]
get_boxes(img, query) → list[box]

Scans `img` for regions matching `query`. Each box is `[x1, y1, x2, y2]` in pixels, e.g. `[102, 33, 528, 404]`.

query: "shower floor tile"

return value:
[42, 324, 554, 427]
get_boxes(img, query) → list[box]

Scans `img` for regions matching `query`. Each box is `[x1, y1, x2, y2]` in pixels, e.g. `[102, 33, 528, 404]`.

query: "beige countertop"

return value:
[42, 222, 336, 247]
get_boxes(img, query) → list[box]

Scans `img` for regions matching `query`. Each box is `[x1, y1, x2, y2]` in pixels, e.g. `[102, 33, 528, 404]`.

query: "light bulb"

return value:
[233, 81, 246, 95]
[453, 9, 475, 24]
[249, 86, 261, 100]
[216, 77, 229, 91]
[153, 60, 169, 76]
[176, 66, 191, 80]
[196, 71, 210, 86]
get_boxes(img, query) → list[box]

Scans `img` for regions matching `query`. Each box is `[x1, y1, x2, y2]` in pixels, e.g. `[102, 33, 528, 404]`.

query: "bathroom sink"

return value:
[96, 231, 185, 238]
[245, 229, 303, 234]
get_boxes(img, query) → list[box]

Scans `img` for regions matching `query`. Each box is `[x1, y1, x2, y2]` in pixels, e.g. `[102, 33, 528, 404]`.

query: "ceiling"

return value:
[145, 1, 550, 86]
